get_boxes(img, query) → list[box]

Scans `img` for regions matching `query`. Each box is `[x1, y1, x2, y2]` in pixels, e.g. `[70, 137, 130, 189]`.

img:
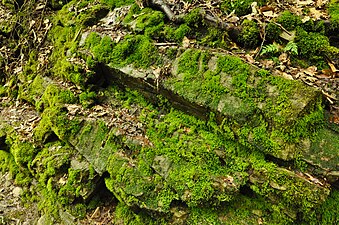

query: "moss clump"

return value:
[277, 11, 302, 31]
[220, 0, 269, 16]
[86, 33, 161, 68]
[18, 75, 46, 106]
[266, 22, 282, 42]
[329, 0, 339, 30]
[48, 0, 113, 87]
[311, 190, 339, 224]
[37, 84, 77, 111]
[295, 28, 330, 68]
[34, 106, 81, 142]
[79, 91, 97, 108]
[238, 20, 260, 48]
[200, 27, 229, 48]
[183, 8, 204, 27]
[100, 0, 135, 9]
[133, 8, 165, 38]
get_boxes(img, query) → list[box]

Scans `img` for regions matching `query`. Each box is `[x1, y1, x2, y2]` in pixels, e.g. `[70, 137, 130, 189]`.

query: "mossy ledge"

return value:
[0, 0, 338, 224]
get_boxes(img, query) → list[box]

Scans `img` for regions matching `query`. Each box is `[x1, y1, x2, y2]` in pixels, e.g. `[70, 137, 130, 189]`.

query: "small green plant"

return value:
[283, 41, 298, 55]
[260, 43, 280, 56]
[260, 41, 298, 57]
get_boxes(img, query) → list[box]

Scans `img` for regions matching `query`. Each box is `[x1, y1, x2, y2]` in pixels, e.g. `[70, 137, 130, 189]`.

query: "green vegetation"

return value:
[220, 0, 269, 16]
[277, 11, 302, 31]
[329, 0, 339, 30]
[238, 19, 260, 48]
[0, 0, 338, 224]
[85, 33, 161, 68]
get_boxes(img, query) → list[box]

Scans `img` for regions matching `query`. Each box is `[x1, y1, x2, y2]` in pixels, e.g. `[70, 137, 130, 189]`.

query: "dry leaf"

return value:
[328, 62, 339, 73]
[227, 16, 239, 23]
[279, 53, 289, 64]
[309, 8, 323, 20]
[245, 54, 255, 64]
[304, 66, 317, 76]
[302, 16, 311, 23]
[297, 0, 314, 6]
[182, 36, 190, 48]
[281, 72, 294, 80]
[262, 11, 278, 18]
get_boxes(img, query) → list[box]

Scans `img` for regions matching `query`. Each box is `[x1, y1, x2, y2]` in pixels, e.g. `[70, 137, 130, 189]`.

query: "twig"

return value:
[254, 23, 266, 59]
[272, 21, 291, 36]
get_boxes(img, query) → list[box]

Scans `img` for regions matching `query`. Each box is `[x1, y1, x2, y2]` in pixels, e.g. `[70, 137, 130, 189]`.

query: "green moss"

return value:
[277, 11, 302, 31]
[311, 190, 339, 224]
[89, 35, 115, 64]
[187, 207, 221, 224]
[266, 22, 282, 41]
[238, 19, 260, 48]
[34, 106, 81, 142]
[115, 35, 161, 68]
[86, 34, 161, 68]
[18, 75, 46, 106]
[296, 29, 329, 57]
[37, 84, 77, 111]
[329, 0, 339, 30]
[184, 8, 203, 27]
[0, 85, 6, 96]
[220, 0, 268, 16]
[0, 150, 19, 175]
[79, 91, 97, 108]
[100, 0, 135, 9]
[200, 27, 229, 48]
[10, 141, 37, 169]
[134, 8, 165, 37]
[113, 201, 166, 225]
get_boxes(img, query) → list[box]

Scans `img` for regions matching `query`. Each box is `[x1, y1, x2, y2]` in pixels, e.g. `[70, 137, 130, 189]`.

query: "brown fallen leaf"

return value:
[328, 62, 339, 73]
[303, 66, 317, 76]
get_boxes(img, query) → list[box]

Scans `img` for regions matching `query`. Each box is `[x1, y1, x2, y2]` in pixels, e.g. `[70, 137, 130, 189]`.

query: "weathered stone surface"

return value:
[98, 48, 322, 161]
[302, 128, 339, 183]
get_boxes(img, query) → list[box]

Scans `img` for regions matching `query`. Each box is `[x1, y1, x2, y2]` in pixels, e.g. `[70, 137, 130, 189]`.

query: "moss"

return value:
[134, 8, 165, 37]
[249, 164, 329, 219]
[295, 28, 330, 68]
[329, 0, 339, 30]
[311, 190, 339, 224]
[238, 19, 260, 48]
[220, 0, 269, 16]
[277, 11, 302, 31]
[116, 35, 161, 68]
[0, 85, 6, 96]
[48, 0, 113, 87]
[296, 29, 329, 57]
[10, 141, 37, 170]
[0, 150, 19, 175]
[88, 35, 115, 64]
[187, 207, 221, 224]
[79, 91, 97, 108]
[183, 8, 203, 27]
[266, 22, 282, 41]
[200, 27, 229, 48]
[100, 0, 135, 9]
[113, 201, 166, 225]
[18, 75, 46, 106]
[37, 84, 77, 111]
[86, 33, 161, 68]
[34, 106, 81, 142]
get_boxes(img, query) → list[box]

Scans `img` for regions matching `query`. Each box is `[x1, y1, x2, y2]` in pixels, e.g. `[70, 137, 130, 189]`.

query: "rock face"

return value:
[1, 0, 339, 224]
